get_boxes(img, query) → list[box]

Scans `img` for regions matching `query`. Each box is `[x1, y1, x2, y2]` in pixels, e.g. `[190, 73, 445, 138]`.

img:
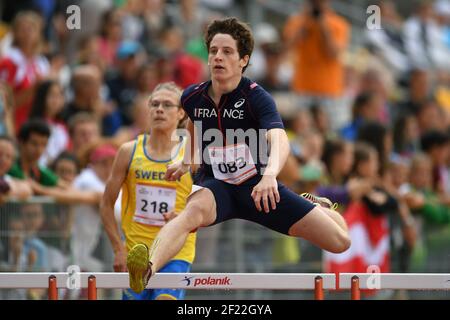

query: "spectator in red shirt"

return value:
[0, 11, 49, 131]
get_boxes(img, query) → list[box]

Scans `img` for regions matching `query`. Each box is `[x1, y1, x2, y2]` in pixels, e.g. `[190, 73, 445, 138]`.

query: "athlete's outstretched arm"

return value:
[100, 142, 134, 272]
[251, 128, 290, 213]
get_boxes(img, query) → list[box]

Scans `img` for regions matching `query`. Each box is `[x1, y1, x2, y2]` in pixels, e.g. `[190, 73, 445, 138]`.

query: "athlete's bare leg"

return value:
[149, 188, 217, 274]
[322, 207, 348, 232]
[288, 206, 351, 254]
[301, 192, 348, 232]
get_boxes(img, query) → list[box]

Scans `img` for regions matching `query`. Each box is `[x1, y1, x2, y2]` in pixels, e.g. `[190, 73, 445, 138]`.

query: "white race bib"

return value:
[134, 184, 176, 226]
[208, 143, 257, 185]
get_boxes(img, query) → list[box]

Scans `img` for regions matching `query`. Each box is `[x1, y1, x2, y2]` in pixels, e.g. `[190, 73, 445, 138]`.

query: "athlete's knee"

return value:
[328, 230, 351, 254]
[185, 201, 214, 227]
[184, 190, 216, 226]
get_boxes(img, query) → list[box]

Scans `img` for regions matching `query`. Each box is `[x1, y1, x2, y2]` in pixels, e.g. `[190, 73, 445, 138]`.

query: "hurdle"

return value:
[339, 273, 450, 300]
[2, 273, 449, 300]
[0, 273, 336, 300]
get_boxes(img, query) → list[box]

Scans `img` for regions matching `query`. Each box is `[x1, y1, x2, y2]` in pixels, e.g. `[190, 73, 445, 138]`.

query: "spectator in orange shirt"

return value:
[284, 0, 350, 130]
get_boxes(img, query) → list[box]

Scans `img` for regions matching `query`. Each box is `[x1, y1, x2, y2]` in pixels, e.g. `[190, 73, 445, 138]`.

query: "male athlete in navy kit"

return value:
[127, 17, 350, 293]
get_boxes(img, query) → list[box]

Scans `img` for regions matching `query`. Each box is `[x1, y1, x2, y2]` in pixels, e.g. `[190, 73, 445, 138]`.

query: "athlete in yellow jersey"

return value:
[100, 82, 196, 300]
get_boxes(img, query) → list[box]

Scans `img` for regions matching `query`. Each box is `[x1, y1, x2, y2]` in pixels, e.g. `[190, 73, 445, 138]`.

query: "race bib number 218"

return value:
[134, 184, 176, 226]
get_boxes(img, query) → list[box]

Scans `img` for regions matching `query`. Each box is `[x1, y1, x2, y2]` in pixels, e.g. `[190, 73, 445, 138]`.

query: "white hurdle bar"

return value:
[0, 273, 336, 300]
[339, 273, 450, 300]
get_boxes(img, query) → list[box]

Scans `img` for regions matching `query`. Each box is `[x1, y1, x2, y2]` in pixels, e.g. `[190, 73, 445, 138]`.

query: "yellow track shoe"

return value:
[127, 243, 153, 293]
[300, 192, 339, 210]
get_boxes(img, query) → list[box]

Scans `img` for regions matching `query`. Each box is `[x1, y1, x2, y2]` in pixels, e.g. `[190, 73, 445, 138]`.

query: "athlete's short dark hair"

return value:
[205, 17, 254, 73]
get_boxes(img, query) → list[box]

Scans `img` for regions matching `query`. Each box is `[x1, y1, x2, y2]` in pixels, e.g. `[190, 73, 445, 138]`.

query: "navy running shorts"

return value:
[192, 174, 316, 235]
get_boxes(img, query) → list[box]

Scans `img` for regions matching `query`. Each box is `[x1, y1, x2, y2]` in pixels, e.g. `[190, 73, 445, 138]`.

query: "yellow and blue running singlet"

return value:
[121, 134, 196, 300]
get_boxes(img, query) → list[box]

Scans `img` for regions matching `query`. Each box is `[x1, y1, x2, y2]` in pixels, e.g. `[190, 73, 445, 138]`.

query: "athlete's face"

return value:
[208, 33, 249, 82]
[148, 89, 185, 131]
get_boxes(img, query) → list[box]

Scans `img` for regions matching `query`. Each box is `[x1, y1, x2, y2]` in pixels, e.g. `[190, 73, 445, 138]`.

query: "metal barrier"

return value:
[0, 272, 336, 300]
[338, 273, 450, 300]
[1, 272, 449, 300]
